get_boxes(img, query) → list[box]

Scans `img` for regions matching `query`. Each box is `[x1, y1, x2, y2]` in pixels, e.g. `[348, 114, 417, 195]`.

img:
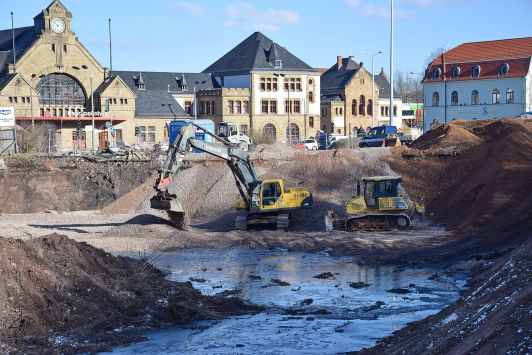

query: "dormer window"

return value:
[274, 60, 283, 69]
[451, 67, 460, 79]
[471, 65, 481, 78]
[432, 68, 441, 79]
[499, 63, 509, 76]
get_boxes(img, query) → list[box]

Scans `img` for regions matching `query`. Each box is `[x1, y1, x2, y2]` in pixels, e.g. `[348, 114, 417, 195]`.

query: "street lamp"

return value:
[73, 65, 95, 152]
[410, 71, 425, 132]
[274, 73, 291, 145]
[389, 0, 394, 126]
[364, 51, 382, 128]
[161, 103, 178, 119]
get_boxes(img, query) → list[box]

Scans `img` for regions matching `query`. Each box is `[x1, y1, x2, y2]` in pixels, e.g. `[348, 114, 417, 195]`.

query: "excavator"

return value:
[325, 176, 424, 232]
[150, 121, 314, 230]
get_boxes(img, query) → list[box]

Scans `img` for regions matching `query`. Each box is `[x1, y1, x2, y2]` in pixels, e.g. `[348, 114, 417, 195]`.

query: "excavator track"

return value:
[326, 210, 410, 232]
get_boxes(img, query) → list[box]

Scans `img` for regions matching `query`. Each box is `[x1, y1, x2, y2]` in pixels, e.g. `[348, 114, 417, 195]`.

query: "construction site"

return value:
[0, 118, 530, 353]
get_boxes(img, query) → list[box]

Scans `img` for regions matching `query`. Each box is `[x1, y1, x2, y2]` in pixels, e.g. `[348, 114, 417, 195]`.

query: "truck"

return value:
[217, 122, 253, 151]
[358, 125, 412, 148]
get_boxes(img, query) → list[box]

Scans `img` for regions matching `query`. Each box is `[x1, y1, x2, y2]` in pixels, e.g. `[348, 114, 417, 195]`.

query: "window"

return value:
[432, 92, 440, 106]
[506, 89, 514, 104]
[492, 89, 500, 104]
[227, 100, 234, 114]
[211, 101, 215, 115]
[138, 126, 146, 143]
[120, 98, 124, 104]
[243, 100, 249, 113]
[261, 100, 268, 113]
[260, 78, 266, 91]
[500, 63, 509, 76]
[335, 107, 339, 115]
[432, 68, 441, 79]
[471, 90, 479, 105]
[385, 106, 389, 116]
[270, 100, 277, 114]
[63, 44, 67, 53]
[200, 101, 205, 115]
[274, 60, 283, 69]
[113, 98, 117, 104]
[284, 78, 302, 92]
[124, 99, 128, 105]
[147, 126, 156, 143]
[8, 97, 13, 103]
[22, 97, 26, 104]
[261, 77, 278, 91]
[451, 91, 458, 106]
[381, 106, 384, 116]
[285, 123, 300, 143]
[352, 99, 357, 116]
[309, 91, 314, 103]
[359, 95, 366, 115]
[205, 101, 211, 115]
[36, 73, 86, 106]
[309, 116, 314, 128]
[236, 100, 242, 114]
[240, 124, 248, 135]
[367, 99, 373, 115]
[472, 65, 480, 78]
[263, 123, 276, 141]
[339, 107, 342, 115]
[286, 101, 291, 114]
[451, 67, 460, 79]
[293, 101, 300, 113]
[393, 106, 397, 116]
[185, 101, 192, 114]
[51, 43, 55, 52]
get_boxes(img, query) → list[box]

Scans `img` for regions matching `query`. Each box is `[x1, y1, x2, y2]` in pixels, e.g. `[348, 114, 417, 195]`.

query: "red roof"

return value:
[423, 37, 532, 83]
[432, 37, 532, 64]
[314, 67, 328, 75]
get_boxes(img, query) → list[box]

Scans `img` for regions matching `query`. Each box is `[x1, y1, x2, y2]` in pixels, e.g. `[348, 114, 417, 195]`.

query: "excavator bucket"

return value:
[383, 135, 401, 147]
[150, 194, 188, 229]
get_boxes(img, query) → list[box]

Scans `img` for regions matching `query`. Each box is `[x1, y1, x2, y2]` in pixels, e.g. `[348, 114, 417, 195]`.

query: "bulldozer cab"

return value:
[363, 176, 401, 208]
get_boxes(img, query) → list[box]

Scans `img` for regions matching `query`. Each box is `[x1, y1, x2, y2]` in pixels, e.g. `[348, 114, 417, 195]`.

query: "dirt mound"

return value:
[362, 239, 531, 354]
[411, 120, 482, 151]
[254, 141, 296, 153]
[0, 234, 259, 353]
[390, 118, 532, 241]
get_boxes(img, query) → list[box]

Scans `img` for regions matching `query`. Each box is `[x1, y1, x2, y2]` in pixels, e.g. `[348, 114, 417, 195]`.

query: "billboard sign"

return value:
[0, 107, 15, 127]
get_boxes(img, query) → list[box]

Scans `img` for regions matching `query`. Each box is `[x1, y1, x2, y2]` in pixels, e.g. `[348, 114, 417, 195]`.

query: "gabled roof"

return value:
[203, 32, 316, 75]
[0, 27, 38, 71]
[113, 71, 216, 118]
[430, 37, 532, 64]
[320, 57, 361, 95]
[0, 73, 16, 91]
[374, 68, 397, 99]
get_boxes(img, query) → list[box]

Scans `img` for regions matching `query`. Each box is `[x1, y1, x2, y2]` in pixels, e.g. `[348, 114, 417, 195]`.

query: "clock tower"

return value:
[33, 0, 73, 68]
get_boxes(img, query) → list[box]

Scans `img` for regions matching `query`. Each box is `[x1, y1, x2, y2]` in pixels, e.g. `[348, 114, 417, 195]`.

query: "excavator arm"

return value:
[150, 121, 260, 227]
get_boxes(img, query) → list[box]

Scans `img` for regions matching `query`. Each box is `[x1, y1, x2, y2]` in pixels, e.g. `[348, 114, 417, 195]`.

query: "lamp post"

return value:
[389, 0, 394, 126]
[364, 51, 382, 128]
[274, 73, 292, 145]
[410, 71, 425, 132]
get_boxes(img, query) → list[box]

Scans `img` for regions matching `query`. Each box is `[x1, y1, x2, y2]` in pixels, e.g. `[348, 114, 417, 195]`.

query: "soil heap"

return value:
[0, 234, 259, 353]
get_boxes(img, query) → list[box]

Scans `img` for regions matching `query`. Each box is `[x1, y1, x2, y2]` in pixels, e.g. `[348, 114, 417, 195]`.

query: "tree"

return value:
[394, 70, 423, 104]
[424, 46, 445, 68]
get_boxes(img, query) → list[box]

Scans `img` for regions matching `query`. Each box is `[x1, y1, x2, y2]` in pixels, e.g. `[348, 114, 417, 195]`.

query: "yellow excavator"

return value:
[325, 176, 423, 231]
[150, 121, 313, 231]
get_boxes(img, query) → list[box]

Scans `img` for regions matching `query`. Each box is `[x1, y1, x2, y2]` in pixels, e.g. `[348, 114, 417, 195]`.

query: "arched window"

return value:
[36, 73, 86, 106]
[492, 89, 500, 104]
[451, 67, 460, 79]
[367, 99, 373, 115]
[351, 99, 357, 116]
[506, 88, 514, 103]
[359, 95, 366, 115]
[339, 107, 343, 115]
[432, 92, 440, 106]
[432, 68, 441, 79]
[471, 65, 481, 78]
[451, 91, 458, 106]
[500, 64, 509, 76]
[263, 123, 276, 141]
[285, 123, 300, 143]
[471, 90, 479, 105]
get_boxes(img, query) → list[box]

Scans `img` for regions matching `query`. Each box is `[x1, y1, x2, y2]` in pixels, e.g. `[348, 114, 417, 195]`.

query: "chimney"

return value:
[337, 55, 342, 70]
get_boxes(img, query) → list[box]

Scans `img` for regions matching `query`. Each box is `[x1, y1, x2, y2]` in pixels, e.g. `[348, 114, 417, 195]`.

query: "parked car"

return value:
[359, 126, 412, 148]
[299, 138, 318, 150]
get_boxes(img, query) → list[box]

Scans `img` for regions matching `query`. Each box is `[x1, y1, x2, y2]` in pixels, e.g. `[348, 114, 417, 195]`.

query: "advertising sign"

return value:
[0, 107, 15, 127]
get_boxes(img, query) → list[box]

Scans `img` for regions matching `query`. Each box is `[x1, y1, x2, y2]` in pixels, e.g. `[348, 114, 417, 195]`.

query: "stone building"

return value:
[374, 68, 402, 127]
[320, 56, 380, 136]
[202, 32, 321, 142]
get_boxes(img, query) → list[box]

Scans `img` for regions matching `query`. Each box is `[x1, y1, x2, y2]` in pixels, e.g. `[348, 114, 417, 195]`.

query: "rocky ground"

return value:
[0, 118, 530, 353]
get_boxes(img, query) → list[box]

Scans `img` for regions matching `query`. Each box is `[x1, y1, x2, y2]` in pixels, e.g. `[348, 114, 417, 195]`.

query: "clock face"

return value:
[51, 18, 65, 33]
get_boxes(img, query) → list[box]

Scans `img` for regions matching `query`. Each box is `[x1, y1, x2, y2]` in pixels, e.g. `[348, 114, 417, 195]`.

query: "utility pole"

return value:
[108, 18, 113, 77]
[365, 51, 382, 128]
[11, 12, 16, 73]
[389, 0, 394, 126]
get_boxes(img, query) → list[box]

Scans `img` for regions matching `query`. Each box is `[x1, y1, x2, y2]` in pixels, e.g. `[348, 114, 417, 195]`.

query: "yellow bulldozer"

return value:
[325, 176, 424, 231]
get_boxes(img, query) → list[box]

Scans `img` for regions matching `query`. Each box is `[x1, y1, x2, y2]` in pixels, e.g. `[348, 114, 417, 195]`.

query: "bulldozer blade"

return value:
[383, 136, 401, 147]
[325, 210, 336, 232]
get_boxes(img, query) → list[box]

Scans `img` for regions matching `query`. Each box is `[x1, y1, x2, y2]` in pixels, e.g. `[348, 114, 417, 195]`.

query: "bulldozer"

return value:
[150, 121, 313, 231]
[325, 176, 423, 232]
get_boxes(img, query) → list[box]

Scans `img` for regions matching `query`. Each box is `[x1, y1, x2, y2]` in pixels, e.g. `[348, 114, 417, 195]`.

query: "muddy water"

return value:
[111, 248, 466, 354]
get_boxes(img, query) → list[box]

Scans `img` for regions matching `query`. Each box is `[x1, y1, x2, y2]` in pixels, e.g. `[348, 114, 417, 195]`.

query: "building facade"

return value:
[320, 56, 401, 136]
[422, 37, 532, 132]
[374, 68, 402, 127]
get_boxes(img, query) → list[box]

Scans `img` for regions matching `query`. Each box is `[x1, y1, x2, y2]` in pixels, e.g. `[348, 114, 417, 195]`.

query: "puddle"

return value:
[109, 248, 466, 354]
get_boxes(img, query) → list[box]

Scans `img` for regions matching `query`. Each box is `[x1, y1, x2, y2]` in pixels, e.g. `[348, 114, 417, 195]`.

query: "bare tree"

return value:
[395, 70, 423, 103]
[424, 46, 445, 68]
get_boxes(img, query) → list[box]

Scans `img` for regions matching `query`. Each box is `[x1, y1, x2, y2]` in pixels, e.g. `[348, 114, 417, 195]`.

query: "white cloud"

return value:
[169, 1, 203, 15]
[345, 0, 416, 19]
[224, 2, 300, 32]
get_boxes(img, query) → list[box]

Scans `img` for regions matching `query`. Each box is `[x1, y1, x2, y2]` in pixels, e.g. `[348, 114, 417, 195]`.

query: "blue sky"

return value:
[3, 0, 531, 75]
